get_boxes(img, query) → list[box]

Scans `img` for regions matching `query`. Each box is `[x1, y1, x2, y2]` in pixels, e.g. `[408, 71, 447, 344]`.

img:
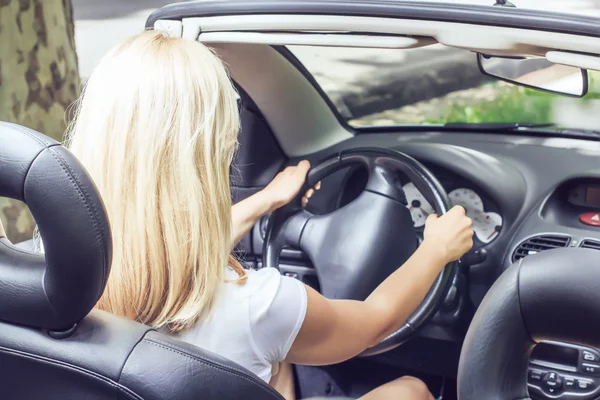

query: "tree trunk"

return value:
[0, 0, 79, 243]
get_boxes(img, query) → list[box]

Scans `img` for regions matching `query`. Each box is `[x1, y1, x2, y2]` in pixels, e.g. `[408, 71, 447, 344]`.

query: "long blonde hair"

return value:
[64, 30, 245, 332]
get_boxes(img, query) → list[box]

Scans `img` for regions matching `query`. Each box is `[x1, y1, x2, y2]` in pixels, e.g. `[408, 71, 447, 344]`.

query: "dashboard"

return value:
[304, 132, 600, 279]
[246, 129, 600, 386]
[254, 130, 600, 305]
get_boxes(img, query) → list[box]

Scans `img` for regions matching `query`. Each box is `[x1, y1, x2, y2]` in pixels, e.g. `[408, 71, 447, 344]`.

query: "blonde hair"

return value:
[64, 30, 246, 332]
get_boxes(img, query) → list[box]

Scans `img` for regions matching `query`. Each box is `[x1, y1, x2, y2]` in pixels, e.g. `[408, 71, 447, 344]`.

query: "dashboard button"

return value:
[582, 363, 600, 375]
[545, 372, 559, 381]
[576, 379, 595, 392]
[546, 386, 560, 395]
[583, 351, 599, 363]
[528, 369, 543, 382]
[543, 372, 562, 394]
[580, 212, 600, 227]
[564, 378, 576, 390]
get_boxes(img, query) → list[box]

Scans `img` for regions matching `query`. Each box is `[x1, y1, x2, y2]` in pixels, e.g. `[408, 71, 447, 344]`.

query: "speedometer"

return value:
[448, 188, 484, 214]
[403, 182, 435, 228]
[449, 188, 503, 244]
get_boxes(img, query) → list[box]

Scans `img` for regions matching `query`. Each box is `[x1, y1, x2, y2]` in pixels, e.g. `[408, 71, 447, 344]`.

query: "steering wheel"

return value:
[264, 148, 458, 355]
[457, 247, 600, 400]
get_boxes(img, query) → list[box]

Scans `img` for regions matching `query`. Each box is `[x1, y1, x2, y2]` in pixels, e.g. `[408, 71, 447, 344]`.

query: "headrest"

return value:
[0, 122, 112, 331]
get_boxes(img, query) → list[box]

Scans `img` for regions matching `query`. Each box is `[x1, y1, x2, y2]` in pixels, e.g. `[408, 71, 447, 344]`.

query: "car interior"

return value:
[2, 1, 600, 399]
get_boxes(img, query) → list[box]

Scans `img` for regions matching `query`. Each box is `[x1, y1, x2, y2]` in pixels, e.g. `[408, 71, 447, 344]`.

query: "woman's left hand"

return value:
[261, 160, 320, 212]
[231, 160, 320, 247]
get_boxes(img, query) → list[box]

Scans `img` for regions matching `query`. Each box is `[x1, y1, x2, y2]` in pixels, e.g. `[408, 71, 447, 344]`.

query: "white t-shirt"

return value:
[172, 267, 308, 383]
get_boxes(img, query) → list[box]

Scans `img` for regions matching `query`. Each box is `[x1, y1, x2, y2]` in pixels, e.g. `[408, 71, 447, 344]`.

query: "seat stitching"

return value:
[143, 339, 284, 399]
[48, 148, 110, 297]
[0, 345, 143, 400]
[117, 329, 154, 385]
[49, 147, 109, 289]
[145, 339, 258, 378]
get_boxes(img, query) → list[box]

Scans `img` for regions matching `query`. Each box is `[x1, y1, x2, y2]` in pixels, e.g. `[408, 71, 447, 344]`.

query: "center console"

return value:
[528, 342, 600, 399]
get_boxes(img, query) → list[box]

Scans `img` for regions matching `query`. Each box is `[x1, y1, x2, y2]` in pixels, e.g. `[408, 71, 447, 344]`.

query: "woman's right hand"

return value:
[423, 206, 474, 263]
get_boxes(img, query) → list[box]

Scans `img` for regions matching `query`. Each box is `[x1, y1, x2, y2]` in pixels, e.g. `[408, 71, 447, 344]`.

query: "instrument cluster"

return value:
[333, 164, 504, 245]
[403, 183, 503, 244]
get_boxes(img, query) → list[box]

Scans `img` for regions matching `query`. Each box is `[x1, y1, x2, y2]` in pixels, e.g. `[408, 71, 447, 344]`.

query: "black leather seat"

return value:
[0, 122, 283, 400]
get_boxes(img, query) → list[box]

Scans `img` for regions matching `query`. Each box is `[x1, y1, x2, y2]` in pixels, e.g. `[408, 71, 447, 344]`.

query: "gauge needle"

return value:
[487, 231, 497, 240]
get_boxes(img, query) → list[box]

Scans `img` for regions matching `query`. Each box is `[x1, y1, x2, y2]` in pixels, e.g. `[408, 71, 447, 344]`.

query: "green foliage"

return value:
[425, 85, 554, 124]
[584, 70, 600, 100]
[351, 70, 600, 128]
[425, 71, 600, 125]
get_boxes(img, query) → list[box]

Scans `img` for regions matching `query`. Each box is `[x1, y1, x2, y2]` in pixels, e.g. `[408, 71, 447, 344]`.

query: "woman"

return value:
[48, 31, 473, 399]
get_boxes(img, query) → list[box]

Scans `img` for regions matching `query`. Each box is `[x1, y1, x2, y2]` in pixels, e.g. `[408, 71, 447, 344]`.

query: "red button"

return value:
[580, 212, 600, 227]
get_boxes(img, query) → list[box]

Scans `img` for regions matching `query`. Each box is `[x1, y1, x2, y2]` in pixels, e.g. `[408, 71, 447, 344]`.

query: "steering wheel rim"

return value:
[264, 148, 458, 355]
[458, 247, 600, 400]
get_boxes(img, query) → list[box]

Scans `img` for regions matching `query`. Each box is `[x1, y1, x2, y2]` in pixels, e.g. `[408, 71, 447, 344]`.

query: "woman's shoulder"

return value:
[221, 266, 281, 303]
[223, 266, 304, 321]
[226, 266, 281, 289]
[246, 266, 281, 286]
[224, 266, 279, 300]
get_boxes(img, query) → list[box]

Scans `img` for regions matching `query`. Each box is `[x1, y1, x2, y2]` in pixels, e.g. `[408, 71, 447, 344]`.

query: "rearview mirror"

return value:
[477, 54, 588, 98]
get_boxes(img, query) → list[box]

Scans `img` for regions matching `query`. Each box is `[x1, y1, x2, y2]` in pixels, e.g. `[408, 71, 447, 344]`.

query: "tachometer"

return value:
[403, 182, 435, 228]
[449, 188, 503, 243]
[448, 188, 484, 214]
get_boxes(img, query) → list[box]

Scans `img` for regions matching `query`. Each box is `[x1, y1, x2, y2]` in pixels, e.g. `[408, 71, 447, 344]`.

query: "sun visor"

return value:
[199, 32, 435, 49]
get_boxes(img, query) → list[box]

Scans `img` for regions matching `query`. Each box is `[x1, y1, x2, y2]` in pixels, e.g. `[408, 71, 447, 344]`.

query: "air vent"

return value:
[512, 234, 571, 262]
[580, 239, 600, 251]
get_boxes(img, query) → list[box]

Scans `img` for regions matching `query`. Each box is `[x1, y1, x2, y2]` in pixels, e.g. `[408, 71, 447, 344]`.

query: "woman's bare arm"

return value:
[231, 161, 314, 247]
[286, 206, 473, 365]
[231, 190, 276, 246]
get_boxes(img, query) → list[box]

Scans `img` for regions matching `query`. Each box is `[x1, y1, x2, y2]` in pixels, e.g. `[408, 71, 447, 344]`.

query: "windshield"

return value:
[288, 44, 600, 131]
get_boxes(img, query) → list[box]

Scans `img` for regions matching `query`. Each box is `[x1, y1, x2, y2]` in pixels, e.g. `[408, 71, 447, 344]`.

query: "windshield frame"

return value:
[148, 1, 600, 38]
[274, 45, 357, 133]
[147, 0, 600, 139]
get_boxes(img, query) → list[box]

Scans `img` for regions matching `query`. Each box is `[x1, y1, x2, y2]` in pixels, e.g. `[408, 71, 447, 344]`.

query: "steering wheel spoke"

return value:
[263, 207, 312, 269]
[365, 159, 409, 205]
[281, 209, 312, 248]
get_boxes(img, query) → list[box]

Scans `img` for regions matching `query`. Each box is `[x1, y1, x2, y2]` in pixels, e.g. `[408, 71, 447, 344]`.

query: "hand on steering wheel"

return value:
[264, 148, 460, 355]
[260, 160, 321, 212]
[425, 206, 474, 263]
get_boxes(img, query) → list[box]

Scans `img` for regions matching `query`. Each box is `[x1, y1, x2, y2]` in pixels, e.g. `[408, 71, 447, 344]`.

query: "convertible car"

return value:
[1, 0, 600, 399]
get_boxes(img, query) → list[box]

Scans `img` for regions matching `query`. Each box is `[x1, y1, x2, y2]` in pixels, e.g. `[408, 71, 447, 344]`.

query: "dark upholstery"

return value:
[0, 122, 283, 399]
